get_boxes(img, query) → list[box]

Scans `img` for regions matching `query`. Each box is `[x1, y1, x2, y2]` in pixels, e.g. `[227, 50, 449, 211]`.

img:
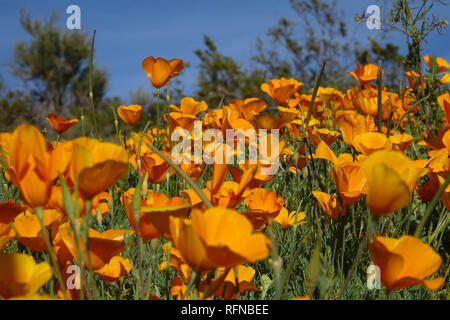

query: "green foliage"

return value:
[7, 9, 109, 131]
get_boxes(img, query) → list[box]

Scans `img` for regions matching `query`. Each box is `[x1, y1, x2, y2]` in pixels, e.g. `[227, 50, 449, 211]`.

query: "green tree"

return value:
[8, 9, 108, 122]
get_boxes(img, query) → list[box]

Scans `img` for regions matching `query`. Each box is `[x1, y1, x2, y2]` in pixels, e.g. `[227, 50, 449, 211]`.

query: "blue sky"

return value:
[0, 0, 448, 103]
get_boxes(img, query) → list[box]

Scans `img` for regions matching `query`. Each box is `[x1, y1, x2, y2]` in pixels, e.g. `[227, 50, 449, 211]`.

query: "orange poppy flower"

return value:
[312, 191, 344, 219]
[229, 162, 274, 189]
[117, 105, 143, 126]
[170, 97, 208, 116]
[405, 71, 428, 89]
[59, 226, 133, 270]
[13, 209, 64, 252]
[390, 133, 413, 151]
[122, 188, 189, 240]
[348, 63, 379, 85]
[130, 150, 170, 183]
[0, 200, 26, 236]
[416, 174, 440, 203]
[245, 188, 284, 220]
[170, 207, 271, 271]
[46, 113, 79, 135]
[212, 265, 260, 300]
[261, 77, 304, 106]
[361, 150, 426, 216]
[142, 56, 184, 89]
[207, 165, 257, 209]
[352, 132, 392, 156]
[331, 162, 367, 205]
[437, 91, 450, 125]
[369, 235, 444, 292]
[307, 127, 341, 147]
[0, 253, 52, 299]
[166, 97, 207, 131]
[192, 207, 271, 266]
[439, 73, 450, 85]
[335, 111, 376, 147]
[68, 137, 129, 199]
[274, 207, 307, 228]
[95, 256, 132, 283]
[158, 243, 192, 284]
[6, 124, 55, 208]
[348, 87, 393, 120]
[229, 98, 267, 121]
[423, 56, 449, 73]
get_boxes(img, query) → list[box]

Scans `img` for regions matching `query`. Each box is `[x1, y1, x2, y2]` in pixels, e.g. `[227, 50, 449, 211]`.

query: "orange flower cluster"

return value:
[0, 54, 448, 300]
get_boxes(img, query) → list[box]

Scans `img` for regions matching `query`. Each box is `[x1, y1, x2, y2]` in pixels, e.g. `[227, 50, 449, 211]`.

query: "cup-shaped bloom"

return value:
[361, 150, 426, 216]
[117, 105, 143, 125]
[348, 63, 379, 85]
[46, 113, 79, 134]
[423, 56, 449, 73]
[7, 124, 55, 208]
[307, 127, 341, 147]
[239, 181, 281, 230]
[349, 87, 392, 120]
[229, 98, 267, 121]
[130, 150, 169, 183]
[369, 235, 444, 292]
[169, 215, 213, 272]
[245, 188, 284, 219]
[69, 137, 128, 199]
[390, 133, 413, 151]
[261, 77, 304, 106]
[169, 208, 271, 271]
[212, 265, 259, 300]
[312, 191, 344, 219]
[331, 162, 367, 205]
[170, 97, 208, 116]
[335, 111, 375, 147]
[122, 188, 189, 240]
[95, 256, 132, 283]
[142, 56, 184, 89]
[0, 253, 52, 299]
[59, 226, 133, 270]
[353, 132, 392, 155]
[13, 209, 64, 251]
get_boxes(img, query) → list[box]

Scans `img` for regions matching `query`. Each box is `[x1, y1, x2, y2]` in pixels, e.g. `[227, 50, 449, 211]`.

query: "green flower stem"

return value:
[89, 29, 98, 138]
[414, 175, 450, 238]
[305, 59, 326, 126]
[132, 176, 145, 300]
[34, 206, 68, 300]
[377, 60, 383, 133]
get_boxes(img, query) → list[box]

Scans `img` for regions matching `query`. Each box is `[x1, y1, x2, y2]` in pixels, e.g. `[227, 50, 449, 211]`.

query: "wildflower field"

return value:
[0, 3, 449, 302]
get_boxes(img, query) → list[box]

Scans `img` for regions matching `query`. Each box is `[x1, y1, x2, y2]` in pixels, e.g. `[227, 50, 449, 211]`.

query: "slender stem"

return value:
[89, 29, 98, 138]
[414, 175, 450, 238]
[337, 212, 375, 300]
[111, 106, 121, 145]
[377, 60, 383, 133]
[80, 106, 85, 136]
[34, 207, 68, 300]
[137, 121, 151, 175]
[132, 176, 145, 299]
[394, 95, 429, 133]
[305, 60, 327, 126]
